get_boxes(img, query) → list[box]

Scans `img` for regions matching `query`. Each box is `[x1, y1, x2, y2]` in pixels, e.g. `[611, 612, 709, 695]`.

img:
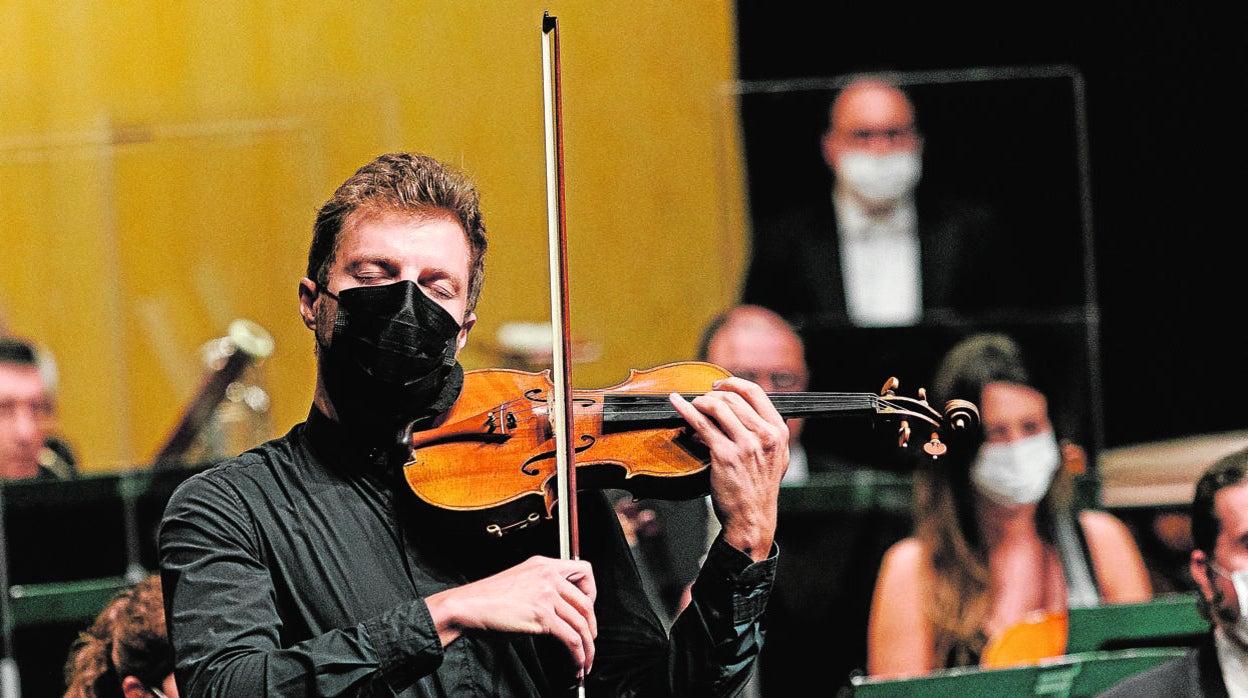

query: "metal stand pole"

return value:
[0, 485, 22, 698]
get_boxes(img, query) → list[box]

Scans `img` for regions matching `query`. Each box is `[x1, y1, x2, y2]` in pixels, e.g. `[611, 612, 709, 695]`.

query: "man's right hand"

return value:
[425, 555, 597, 678]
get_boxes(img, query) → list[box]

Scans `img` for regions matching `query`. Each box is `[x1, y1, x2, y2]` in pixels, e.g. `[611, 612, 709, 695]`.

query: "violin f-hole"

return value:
[520, 434, 597, 475]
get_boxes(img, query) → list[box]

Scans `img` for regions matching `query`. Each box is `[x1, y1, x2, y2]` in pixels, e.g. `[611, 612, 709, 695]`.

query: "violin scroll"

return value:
[943, 398, 980, 432]
[876, 377, 980, 459]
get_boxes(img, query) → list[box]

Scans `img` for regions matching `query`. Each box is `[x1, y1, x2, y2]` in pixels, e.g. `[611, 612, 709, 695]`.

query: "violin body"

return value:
[403, 362, 727, 536]
[403, 360, 978, 537]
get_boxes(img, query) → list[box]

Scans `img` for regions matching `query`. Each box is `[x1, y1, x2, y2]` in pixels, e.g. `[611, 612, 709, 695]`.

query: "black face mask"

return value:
[317, 280, 465, 438]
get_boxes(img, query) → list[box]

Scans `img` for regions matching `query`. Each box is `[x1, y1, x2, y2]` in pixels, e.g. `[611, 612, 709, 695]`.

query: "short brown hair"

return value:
[63, 575, 172, 698]
[0, 336, 38, 367]
[306, 152, 489, 314]
[1192, 446, 1248, 556]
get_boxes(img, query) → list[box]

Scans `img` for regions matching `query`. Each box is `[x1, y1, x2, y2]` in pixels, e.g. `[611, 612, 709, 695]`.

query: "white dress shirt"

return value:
[834, 191, 922, 327]
[1217, 627, 1248, 698]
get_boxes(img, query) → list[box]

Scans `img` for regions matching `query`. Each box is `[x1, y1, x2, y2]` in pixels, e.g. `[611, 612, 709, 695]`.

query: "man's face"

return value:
[298, 211, 478, 422]
[822, 81, 921, 169]
[1193, 481, 1248, 638]
[0, 362, 52, 479]
[706, 317, 808, 443]
[300, 211, 477, 353]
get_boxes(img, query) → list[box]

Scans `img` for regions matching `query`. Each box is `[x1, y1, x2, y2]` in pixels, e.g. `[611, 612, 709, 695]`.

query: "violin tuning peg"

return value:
[918, 387, 929, 403]
[923, 433, 947, 458]
[898, 420, 911, 448]
[880, 377, 900, 397]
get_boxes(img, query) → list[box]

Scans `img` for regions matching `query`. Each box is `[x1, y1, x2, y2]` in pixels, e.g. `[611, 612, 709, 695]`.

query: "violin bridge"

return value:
[483, 407, 519, 435]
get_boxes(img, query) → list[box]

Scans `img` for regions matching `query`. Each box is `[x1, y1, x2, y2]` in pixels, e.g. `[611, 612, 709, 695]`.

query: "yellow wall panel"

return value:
[0, 1, 747, 473]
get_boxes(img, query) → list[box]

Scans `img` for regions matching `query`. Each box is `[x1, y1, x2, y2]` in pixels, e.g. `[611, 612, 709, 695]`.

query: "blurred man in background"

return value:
[0, 336, 73, 480]
[743, 75, 1001, 329]
[1100, 446, 1248, 696]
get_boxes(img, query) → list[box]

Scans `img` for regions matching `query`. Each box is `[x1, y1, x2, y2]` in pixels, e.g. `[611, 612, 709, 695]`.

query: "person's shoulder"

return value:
[1079, 507, 1154, 603]
[880, 536, 929, 575]
[166, 429, 304, 504]
[917, 193, 1000, 232]
[917, 190, 997, 217]
[1095, 650, 1195, 697]
[755, 198, 835, 236]
[1078, 508, 1136, 548]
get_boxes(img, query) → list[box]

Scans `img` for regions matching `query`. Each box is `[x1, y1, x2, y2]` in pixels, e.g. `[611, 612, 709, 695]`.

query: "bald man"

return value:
[742, 74, 1001, 329]
[698, 305, 811, 484]
[698, 306, 917, 696]
[615, 306, 811, 629]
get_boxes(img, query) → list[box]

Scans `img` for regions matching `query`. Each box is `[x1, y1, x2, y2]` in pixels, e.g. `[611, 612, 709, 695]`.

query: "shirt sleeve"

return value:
[664, 533, 778, 695]
[159, 469, 444, 697]
[583, 490, 778, 697]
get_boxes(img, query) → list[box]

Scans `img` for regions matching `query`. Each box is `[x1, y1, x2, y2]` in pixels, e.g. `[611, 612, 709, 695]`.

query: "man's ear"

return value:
[455, 312, 477, 357]
[120, 675, 148, 698]
[298, 278, 319, 331]
[1192, 549, 1215, 601]
[820, 130, 838, 170]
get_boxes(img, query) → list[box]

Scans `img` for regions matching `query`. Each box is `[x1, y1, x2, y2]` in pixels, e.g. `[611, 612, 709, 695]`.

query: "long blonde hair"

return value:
[920, 333, 1072, 666]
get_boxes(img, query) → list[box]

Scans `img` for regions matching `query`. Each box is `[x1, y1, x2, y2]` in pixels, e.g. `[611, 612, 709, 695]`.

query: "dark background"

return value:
[735, 2, 1248, 455]
[736, 6, 1247, 693]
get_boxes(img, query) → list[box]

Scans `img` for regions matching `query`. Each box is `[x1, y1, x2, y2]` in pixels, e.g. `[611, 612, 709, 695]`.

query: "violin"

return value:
[402, 360, 979, 537]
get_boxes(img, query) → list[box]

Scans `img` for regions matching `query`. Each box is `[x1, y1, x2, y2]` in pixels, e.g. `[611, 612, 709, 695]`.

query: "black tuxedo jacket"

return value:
[742, 193, 1005, 329]
[1097, 634, 1229, 698]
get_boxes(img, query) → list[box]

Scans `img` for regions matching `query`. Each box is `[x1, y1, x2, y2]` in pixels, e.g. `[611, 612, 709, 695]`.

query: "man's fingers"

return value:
[670, 392, 731, 450]
[551, 586, 596, 674]
[563, 566, 598, 638]
[712, 376, 786, 428]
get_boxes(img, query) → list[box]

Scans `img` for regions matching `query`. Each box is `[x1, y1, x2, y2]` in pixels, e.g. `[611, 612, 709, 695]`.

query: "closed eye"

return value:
[347, 259, 398, 283]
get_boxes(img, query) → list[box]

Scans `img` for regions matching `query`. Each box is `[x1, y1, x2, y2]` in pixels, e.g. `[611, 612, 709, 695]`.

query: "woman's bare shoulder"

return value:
[1079, 508, 1154, 602]
[880, 536, 930, 574]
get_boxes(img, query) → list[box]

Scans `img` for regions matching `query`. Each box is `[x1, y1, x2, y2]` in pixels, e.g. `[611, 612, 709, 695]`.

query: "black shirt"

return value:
[159, 407, 776, 697]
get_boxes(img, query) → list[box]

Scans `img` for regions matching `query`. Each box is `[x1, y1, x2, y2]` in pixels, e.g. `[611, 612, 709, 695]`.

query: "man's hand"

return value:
[669, 376, 788, 561]
[426, 556, 597, 678]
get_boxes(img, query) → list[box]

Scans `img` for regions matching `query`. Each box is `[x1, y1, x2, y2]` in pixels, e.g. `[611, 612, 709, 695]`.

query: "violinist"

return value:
[158, 152, 787, 697]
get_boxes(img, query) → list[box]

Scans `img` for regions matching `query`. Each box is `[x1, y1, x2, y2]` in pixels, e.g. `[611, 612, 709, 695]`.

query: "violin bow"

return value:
[541, 10, 581, 580]
[542, 13, 589, 695]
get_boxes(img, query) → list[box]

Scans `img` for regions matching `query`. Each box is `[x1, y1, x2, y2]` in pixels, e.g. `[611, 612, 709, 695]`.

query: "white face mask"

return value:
[837, 151, 922, 204]
[1211, 563, 1248, 646]
[970, 431, 1061, 506]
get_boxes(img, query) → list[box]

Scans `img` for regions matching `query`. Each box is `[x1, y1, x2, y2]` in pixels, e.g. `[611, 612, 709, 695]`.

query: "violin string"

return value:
[466, 392, 890, 427]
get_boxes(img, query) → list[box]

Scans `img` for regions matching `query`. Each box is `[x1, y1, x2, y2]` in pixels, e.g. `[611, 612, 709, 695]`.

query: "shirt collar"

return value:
[304, 405, 409, 477]
[1215, 627, 1248, 698]
[833, 188, 917, 241]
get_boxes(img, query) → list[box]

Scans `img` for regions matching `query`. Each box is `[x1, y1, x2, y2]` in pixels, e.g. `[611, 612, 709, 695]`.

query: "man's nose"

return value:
[864, 137, 896, 155]
[8, 406, 44, 444]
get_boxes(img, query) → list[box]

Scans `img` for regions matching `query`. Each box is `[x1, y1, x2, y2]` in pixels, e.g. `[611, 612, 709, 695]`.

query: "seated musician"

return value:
[63, 574, 178, 698]
[867, 332, 1152, 678]
[0, 335, 74, 480]
[158, 152, 787, 696]
[1099, 446, 1248, 697]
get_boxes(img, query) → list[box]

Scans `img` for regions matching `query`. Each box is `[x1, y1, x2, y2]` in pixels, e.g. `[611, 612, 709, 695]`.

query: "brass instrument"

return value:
[153, 319, 274, 466]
